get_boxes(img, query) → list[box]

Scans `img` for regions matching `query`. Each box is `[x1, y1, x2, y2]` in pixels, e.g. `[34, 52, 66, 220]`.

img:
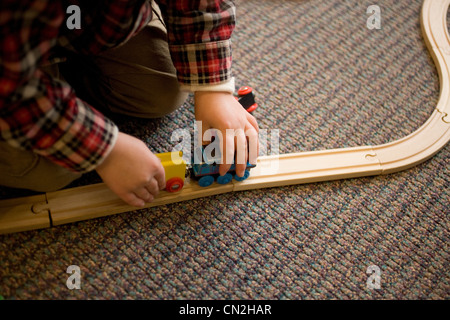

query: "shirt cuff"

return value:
[89, 124, 119, 171]
[169, 39, 233, 86]
[179, 77, 235, 94]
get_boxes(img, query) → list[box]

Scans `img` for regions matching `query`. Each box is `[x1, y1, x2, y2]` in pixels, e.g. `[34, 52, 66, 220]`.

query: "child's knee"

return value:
[105, 75, 189, 118]
[22, 157, 82, 192]
[0, 143, 81, 192]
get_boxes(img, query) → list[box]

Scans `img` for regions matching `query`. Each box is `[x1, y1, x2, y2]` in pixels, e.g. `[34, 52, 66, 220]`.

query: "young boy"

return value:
[0, 0, 259, 207]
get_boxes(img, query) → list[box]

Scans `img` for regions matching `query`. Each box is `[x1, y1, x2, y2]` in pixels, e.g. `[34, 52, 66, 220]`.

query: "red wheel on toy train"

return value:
[166, 177, 184, 192]
[238, 86, 252, 96]
[245, 103, 258, 113]
[236, 86, 258, 113]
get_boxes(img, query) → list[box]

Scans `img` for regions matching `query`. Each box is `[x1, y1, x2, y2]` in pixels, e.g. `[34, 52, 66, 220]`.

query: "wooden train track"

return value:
[1, 0, 449, 234]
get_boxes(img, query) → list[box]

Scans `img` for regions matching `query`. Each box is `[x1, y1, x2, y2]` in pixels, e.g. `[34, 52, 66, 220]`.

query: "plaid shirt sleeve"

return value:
[155, 0, 236, 87]
[0, 0, 151, 173]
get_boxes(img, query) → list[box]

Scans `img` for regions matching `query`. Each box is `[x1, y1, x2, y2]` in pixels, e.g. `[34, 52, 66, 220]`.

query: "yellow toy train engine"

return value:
[155, 151, 187, 193]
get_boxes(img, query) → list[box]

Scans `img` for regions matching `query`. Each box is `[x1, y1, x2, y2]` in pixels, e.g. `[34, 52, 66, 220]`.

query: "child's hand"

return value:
[194, 91, 259, 177]
[96, 132, 166, 207]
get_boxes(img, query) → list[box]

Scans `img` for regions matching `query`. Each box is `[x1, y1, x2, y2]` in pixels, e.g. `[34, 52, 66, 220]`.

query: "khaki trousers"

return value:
[0, 2, 187, 192]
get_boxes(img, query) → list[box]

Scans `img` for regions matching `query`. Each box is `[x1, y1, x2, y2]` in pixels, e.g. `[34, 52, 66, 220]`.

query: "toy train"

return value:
[156, 86, 258, 192]
[156, 150, 256, 192]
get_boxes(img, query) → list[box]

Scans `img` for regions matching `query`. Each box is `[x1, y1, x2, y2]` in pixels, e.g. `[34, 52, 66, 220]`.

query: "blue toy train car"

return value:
[191, 152, 256, 187]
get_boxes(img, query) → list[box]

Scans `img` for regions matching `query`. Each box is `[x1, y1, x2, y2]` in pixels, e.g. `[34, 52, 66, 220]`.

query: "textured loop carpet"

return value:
[0, 0, 449, 299]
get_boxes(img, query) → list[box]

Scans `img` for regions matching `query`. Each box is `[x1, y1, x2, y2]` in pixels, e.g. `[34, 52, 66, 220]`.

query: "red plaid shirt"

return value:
[0, 0, 235, 173]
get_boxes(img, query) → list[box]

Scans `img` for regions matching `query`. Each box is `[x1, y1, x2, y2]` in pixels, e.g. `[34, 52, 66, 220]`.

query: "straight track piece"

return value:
[0, 194, 50, 234]
[47, 180, 233, 226]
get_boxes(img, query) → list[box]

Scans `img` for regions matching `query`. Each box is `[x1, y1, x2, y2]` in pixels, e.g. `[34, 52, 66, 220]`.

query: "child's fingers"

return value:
[246, 112, 259, 133]
[134, 188, 153, 203]
[121, 192, 145, 207]
[246, 126, 259, 164]
[219, 129, 234, 176]
[154, 163, 166, 190]
[234, 130, 247, 177]
[146, 178, 160, 197]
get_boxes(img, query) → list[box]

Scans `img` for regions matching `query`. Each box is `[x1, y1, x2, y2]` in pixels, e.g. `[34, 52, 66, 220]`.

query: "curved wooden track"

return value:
[1, 0, 449, 234]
